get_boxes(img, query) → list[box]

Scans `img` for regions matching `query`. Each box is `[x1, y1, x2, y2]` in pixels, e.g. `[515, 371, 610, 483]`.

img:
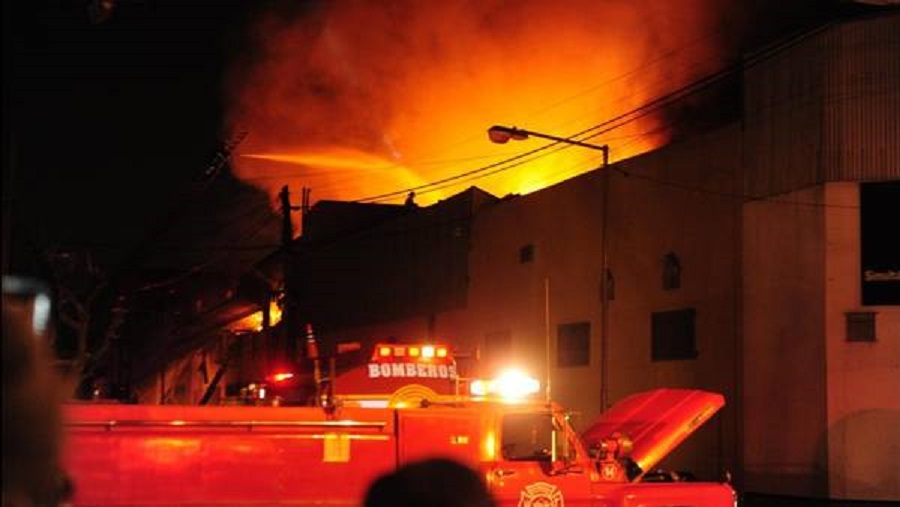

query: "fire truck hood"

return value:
[581, 388, 724, 476]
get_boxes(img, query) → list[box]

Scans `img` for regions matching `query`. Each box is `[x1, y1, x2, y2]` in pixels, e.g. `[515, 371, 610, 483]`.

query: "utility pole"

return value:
[300, 187, 311, 234]
[600, 164, 610, 412]
[280, 185, 297, 247]
[279, 185, 301, 365]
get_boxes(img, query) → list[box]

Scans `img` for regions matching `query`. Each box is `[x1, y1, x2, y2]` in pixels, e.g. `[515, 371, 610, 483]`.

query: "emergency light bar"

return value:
[372, 344, 450, 363]
[470, 369, 540, 401]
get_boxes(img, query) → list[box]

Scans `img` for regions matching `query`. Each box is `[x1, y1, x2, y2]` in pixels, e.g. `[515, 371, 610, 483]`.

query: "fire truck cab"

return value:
[62, 343, 737, 507]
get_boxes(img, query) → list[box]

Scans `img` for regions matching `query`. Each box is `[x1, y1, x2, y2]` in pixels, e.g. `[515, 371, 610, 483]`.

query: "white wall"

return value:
[824, 183, 900, 501]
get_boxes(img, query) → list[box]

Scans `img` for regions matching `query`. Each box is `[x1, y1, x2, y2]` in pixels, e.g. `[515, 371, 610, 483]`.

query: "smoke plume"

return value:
[227, 0, 738, 208]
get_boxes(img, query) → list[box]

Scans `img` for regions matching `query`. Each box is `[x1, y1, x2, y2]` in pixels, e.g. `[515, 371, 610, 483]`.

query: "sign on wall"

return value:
[861, 181, 900, 306]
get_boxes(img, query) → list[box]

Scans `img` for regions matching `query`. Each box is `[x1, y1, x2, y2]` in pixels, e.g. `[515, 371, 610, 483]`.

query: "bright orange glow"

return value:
[379, 346, 392, 357]
[493, 369, 540, 400]
[268, 301, 283, 327]
[140, 438, 201, 465]
[470, 379, 489, 397]
[393, 347, 406, 357]
[482, 430, 497, 461]
[408, 347, 420, 357]
[436, 347, 448, 358]
[243, 150, 405, 171]
[269, 372, 295, 383]
[228, 1, 731, 219]
[469, 369, 540, 401]
[228, 300, 283, 333]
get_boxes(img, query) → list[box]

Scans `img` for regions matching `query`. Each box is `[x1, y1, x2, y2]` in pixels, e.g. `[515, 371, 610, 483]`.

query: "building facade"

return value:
[143, 12, 899, 501]
[296, 13, 900, 500]
[740, 13, 900, 500]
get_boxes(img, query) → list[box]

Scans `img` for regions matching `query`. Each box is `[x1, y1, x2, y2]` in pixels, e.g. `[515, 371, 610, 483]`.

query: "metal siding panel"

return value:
[744, 14, 900, 198]
[743, 28, 827, 197]
[824, 15, 900, 182]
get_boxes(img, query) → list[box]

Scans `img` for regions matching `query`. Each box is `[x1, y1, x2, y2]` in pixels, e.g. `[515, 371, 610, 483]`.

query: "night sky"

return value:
[2, 0, 881, 280]
[3, 1, 285, 277]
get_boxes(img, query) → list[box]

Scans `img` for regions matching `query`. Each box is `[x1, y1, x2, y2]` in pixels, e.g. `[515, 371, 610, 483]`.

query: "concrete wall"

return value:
[604, 125, 741, 480]
[824, 183, 900, 501]
[312, 125, 743, 479]
[742, 182, 900, 501]
[254, 17, 894, 498]
[742, 186, 828, 497]
[464, 125, 742, 480]
[466, 169, 606, 425]
[740, 14, 900, 498]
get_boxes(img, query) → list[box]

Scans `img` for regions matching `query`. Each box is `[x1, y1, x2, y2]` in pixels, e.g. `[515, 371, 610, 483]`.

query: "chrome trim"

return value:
[67, 419, 388, 430]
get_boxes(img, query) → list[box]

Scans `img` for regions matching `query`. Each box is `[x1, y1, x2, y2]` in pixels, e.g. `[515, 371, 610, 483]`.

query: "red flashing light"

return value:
[268, 372, 295, 383]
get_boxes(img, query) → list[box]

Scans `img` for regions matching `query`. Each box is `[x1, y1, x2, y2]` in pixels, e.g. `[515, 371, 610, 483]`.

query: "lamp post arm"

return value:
[522, 129, 607, 153]
[492, 126, 609, 167]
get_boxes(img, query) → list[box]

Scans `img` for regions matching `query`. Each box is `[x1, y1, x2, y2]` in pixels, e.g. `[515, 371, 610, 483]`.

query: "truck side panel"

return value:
[63, 404, 397, 506]
[396, 408, 487, 466]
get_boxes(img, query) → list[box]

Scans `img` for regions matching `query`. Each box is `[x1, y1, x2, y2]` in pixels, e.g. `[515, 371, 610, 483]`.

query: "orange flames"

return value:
[227, 0, 733, 212]
[229, 300, 283, 334]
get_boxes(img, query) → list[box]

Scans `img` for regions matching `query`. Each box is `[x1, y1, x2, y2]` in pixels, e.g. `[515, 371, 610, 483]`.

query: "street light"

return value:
[487, 125, 609, 167]
[486, 124, 612, 411]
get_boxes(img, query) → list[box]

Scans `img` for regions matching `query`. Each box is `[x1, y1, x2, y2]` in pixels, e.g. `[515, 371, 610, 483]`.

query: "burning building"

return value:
[139, 4, 898, 504]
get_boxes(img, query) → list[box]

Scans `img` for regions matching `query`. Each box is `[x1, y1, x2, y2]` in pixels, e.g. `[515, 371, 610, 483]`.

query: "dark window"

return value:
[861, 181, 900, 306]
[662, 252, 681, 290]
[557, 322, 590, 367]
[651, 308, 697, 361]
[519, 244, 534, 263]
[501, 413, 553, 461]
[846, 312, 876, 342]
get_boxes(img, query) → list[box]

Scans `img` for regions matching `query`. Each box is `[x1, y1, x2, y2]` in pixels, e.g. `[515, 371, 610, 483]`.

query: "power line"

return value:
[388, 127, 667, 202]
[353, 21, 836, 204]
[379, 18, 740, 169]
[609, 166, 859, 210]
[241, 19, 739, 187]
[356, 140, 568, 202]
[133, 200, 281, 293]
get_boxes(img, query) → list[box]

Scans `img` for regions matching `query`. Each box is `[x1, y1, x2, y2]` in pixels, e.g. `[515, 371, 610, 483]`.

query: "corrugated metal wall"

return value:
[743, 14, 900, 198]
[823, 15, 900, 182]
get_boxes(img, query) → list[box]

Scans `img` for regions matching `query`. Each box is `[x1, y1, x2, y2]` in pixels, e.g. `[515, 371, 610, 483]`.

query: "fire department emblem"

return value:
[518, 482, 564, 507]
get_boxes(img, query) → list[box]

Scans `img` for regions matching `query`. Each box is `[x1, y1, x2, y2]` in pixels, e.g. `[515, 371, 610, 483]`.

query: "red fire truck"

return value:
[62, 343, 737, 506]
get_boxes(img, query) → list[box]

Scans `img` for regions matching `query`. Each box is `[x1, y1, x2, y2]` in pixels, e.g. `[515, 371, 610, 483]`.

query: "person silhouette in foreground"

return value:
[2, 298, 71, 506]
[364, 458, 495, 507]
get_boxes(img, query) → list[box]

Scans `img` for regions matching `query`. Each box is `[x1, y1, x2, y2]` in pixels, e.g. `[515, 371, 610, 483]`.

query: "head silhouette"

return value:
[364, 458, 495, 507]
[2, 294, 68, 506]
